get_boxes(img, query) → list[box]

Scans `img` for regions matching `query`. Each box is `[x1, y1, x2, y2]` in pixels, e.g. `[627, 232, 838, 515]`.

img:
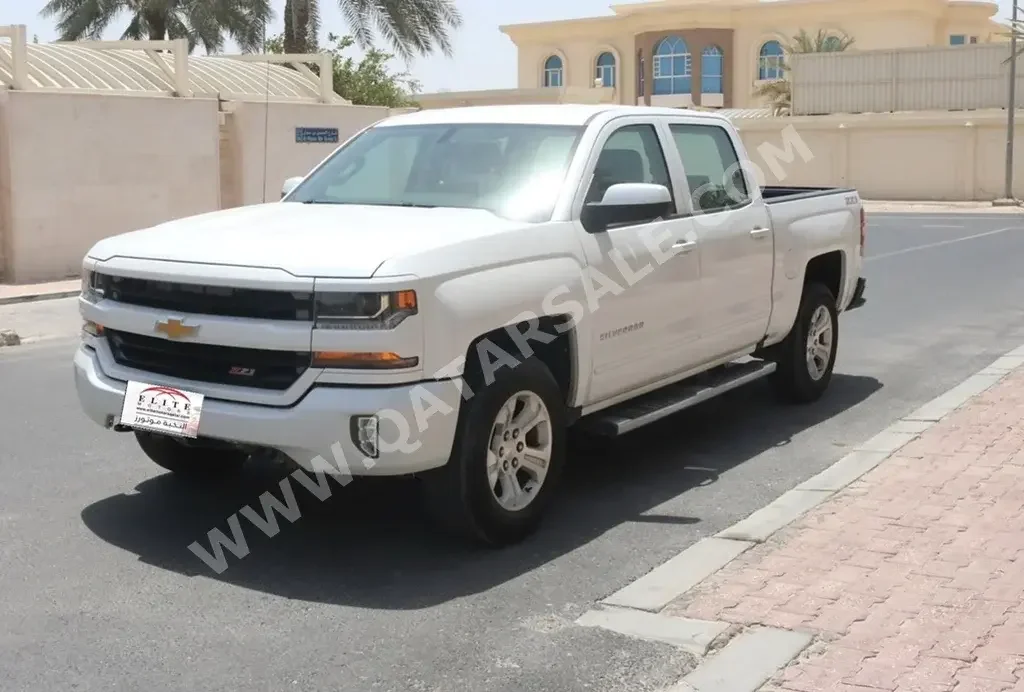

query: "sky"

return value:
[7, 0, 1020, 93]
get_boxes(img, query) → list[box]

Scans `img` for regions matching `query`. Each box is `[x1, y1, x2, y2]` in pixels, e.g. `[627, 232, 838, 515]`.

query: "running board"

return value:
[580, 360, 777, 436]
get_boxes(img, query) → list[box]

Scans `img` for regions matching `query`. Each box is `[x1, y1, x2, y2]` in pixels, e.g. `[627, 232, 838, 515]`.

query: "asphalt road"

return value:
[3, 213, 1024, 692]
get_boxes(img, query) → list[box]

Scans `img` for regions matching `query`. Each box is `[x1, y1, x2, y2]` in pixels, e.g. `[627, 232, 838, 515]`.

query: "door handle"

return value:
[672, 240, 696, 254]
[750, 227, 771, 239]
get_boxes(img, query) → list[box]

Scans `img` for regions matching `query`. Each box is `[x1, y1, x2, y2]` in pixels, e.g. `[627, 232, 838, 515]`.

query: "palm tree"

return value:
[753, 29, 855, 115]
[299, 0, 462, 61]
[284, 0, 320, 53]
[40, 0, 273, 54]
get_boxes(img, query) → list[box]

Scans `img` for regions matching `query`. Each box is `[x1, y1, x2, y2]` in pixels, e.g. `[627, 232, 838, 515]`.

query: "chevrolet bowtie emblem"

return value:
[155, 318, 199, 340]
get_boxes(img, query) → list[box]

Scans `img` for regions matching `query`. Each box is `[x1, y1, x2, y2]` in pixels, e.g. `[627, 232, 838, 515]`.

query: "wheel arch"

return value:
[461, 315, 580, 415]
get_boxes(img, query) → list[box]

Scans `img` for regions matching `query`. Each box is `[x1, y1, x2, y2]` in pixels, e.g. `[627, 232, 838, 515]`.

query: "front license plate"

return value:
[119, 381, 204, 439]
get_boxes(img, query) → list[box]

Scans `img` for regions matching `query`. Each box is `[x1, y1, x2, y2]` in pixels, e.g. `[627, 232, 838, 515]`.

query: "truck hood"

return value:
[86, 203, 522, 278]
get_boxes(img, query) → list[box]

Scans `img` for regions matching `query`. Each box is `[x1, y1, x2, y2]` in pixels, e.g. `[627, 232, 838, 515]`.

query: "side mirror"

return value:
[581, 183, 673, 233]
[281, 176, 303, 200]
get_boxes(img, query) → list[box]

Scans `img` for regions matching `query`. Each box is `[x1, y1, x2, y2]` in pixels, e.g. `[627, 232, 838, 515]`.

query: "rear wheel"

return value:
[134, 431, 249, 476]
[421, 356, 567, 546]
[773, 282, 838, 403]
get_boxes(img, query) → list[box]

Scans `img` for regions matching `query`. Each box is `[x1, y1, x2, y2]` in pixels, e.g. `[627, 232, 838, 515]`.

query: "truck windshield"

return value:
[286, 123, 584, 222]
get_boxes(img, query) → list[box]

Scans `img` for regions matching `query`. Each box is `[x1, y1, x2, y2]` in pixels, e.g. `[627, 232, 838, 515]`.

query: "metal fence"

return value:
[789, 43, 1023, 115]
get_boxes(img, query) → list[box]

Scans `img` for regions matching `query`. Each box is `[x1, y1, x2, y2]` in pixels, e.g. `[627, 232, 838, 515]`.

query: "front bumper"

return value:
[845, 277, 867, 312]
[73, 344, 462, 476]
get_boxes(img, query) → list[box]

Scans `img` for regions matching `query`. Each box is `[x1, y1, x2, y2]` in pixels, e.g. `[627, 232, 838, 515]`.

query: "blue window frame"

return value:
[701, 45, 724, 94]
[543, 55, 563, 87]
[758, 40, 785, 80]
[595, 52, 616, 87]
[950, 34, 966, 45]
[653, 35, 692, 95]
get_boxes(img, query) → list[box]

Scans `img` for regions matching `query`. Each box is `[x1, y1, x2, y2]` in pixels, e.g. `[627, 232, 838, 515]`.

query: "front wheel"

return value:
[134, 431, 249, 477]
[421, 357, 567, 547]
[772, 282, 838, 403]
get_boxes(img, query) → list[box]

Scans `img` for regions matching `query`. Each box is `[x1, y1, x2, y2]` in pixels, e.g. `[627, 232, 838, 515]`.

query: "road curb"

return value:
[603, 537, 753, 612]
[576, 606, 730, 657]
[0, 290, 80, 307]
[665, 627, 813, 692]
[584, 342, 1024, 691]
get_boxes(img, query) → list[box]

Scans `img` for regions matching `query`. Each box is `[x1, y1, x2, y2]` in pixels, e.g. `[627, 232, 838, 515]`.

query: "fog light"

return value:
[351, 415, 379, 459]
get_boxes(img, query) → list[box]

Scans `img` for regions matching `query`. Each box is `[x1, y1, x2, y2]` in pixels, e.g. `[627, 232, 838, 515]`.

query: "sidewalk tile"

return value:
[0, 279, 80, 305]
[662, 368, 1024, 692]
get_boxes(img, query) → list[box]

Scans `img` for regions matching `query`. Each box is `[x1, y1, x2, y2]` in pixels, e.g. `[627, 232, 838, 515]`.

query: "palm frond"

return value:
[38, 0, 274, 53]
[999, 19, 1024, 63]
[44, 0, 121, 41]
[338, 0, 462, 61]
[753, 79, 791, 115]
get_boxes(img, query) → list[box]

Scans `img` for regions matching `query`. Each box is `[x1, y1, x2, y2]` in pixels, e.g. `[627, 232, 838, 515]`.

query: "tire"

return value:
[772, 282, 838, 404]
[134, 431, 249, 477]
[421, 356, 567, 547]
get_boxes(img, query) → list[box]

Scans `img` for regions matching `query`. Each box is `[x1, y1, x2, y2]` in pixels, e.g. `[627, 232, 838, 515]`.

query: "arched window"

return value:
[701, 45, 724, 94]
[822, 35, 842, 51]
[758, 40, 785, 80]
[653, 36, 691, 95]
[595, 52, 616, 87]
[543, 55, 563, 87]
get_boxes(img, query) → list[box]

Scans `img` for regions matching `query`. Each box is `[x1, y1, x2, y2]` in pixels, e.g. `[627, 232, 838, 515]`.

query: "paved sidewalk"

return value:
[665, 368, 1024, 692]
[0, 279, 80, 306]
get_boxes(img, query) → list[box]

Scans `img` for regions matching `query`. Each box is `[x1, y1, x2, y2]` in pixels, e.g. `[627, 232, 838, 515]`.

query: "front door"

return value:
[573, 119, 702, 405]
[665, 120, 774, 361]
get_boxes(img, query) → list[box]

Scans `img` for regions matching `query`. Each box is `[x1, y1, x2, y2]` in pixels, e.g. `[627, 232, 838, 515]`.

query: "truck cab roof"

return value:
[379, 104, 734, 128]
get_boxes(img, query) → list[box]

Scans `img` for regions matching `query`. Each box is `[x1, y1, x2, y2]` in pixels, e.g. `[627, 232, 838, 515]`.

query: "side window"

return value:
[585, 124, 672, 204]
[669, 123, 749, 214]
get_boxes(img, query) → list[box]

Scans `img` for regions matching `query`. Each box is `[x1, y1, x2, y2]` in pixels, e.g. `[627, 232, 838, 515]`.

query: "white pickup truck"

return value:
[74, 104, 867, 546]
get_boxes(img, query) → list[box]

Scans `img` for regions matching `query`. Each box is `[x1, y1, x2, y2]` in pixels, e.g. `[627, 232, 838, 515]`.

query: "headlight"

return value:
[81, 270, 104, 303]
[314, 290, 417, 330]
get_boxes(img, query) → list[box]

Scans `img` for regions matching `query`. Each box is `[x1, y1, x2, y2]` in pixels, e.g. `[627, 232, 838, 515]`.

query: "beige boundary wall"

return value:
[1, 91, 1023, 283]
[0, 90, 398, 283]
[0, 90, 221, 284]
[734, 109, 1024, 201]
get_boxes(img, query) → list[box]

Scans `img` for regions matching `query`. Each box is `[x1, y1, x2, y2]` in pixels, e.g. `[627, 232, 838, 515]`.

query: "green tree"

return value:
[753, 29, 855, 115]
[266, 32, 421, 107]
[39, 0, 273, 54]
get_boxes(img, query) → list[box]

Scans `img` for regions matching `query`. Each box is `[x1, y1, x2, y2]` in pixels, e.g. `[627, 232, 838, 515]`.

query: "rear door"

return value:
[665, 118, 774, 360]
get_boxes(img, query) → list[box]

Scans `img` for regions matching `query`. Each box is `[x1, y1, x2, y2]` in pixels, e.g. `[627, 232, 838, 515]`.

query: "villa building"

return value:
[496, 0, 1006, 110]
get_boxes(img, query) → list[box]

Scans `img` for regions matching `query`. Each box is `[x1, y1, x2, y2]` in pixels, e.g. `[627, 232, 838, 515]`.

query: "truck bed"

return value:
[761, 186, 857, 204]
